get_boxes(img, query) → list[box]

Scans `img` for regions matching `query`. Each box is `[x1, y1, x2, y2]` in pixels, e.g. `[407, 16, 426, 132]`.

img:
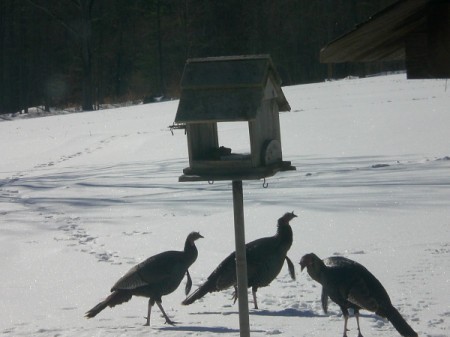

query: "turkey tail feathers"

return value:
[182, 281, 213, 305]
[85, 290, 132, 318]
[85, 299, 108, 318]
[384, 305, 418, 337]
[285, 256, 296, 281]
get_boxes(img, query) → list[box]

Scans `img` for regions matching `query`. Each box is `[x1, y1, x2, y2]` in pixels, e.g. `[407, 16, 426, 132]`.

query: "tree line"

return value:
[1, 0, 401, 114]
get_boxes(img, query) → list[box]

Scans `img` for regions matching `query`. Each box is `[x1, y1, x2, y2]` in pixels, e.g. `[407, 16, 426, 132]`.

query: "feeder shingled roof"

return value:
[175, 55, 290, 123]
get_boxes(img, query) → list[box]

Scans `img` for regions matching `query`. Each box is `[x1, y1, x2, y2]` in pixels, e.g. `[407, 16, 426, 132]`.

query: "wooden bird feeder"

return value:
[174, 54, 295, 182]
[174, 55, 295, 337]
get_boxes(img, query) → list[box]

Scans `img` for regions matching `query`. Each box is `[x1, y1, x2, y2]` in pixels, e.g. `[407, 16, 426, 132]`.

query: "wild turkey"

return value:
[182, 212, 297, 309]
[85, 231, 203, 326]
[300, 253, 418, 337]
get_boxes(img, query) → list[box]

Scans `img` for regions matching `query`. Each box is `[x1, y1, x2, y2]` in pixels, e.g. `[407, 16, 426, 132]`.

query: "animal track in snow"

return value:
[31, 134, 131, 171]
[426, 242, 450, 255]
[395, 242, 450, 332]
[55, 217, 120, 264]
[122, 230, 151, 236]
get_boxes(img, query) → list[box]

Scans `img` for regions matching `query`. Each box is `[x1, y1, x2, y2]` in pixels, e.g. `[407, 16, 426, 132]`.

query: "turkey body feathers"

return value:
[112, 250, 193, 296]
[321, 256, 391, 314]
[300, 253, 418, 337]
[182, 212, 297, 308]
[85, 231, 203, 326]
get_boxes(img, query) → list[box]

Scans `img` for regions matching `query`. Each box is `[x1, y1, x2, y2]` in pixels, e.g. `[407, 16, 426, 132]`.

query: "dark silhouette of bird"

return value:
[300, 253, 418, 337]
[182, 212, 297, 309]
[85, 231, 203, 326]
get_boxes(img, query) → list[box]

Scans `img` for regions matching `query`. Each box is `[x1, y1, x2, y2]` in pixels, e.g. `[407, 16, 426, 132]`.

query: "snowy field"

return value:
[1, 74, 449, 337]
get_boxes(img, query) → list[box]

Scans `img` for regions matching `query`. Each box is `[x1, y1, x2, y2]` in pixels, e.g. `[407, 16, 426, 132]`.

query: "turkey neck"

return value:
[276, 218, 293, 251]
[184, 238, 199, 265]
[306, 260, 327, 285]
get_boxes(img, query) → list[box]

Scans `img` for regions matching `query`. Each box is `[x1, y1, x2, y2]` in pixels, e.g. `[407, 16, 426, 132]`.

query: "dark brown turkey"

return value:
[85, 231, 203, 326]
[300, 253, 418, 337]
[182, 212, 297, 309]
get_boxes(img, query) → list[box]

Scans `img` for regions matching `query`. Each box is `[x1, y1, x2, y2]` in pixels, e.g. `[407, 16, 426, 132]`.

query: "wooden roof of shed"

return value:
[320, 0, 432, 63]
[175, 55, 290, 123]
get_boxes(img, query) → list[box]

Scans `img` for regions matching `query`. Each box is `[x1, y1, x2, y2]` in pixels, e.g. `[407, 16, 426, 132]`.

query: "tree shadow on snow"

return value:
[158, 325, 245, 333]
[250, 307, 322, 318]
[187, 308, 321, 318]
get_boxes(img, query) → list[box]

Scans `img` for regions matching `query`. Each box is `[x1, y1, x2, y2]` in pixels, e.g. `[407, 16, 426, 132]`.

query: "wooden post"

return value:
[327, 63, 333, 80]
[232, 180, 250, 337]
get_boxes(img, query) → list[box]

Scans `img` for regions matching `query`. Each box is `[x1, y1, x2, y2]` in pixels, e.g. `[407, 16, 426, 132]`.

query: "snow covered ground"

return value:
[1, 74, 449, 337]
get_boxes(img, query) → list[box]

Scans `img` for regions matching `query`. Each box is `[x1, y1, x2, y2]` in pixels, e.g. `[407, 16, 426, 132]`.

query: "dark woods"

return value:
[1, 0, 401, 114]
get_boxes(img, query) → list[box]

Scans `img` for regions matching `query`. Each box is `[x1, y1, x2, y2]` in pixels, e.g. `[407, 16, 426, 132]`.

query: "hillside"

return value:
[1, 74, 449, 337]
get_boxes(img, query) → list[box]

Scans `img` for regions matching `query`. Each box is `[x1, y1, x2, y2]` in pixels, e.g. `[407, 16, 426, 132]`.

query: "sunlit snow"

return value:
[1, 74, 449, 337]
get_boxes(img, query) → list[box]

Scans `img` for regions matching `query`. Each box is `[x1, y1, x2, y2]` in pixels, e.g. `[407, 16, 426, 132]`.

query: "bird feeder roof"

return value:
[175, 55, 290, 123]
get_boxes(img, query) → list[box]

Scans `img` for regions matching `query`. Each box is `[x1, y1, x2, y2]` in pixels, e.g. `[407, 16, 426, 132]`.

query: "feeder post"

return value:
[232, 180, 250, 337]
[174, 55, 295, 336]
